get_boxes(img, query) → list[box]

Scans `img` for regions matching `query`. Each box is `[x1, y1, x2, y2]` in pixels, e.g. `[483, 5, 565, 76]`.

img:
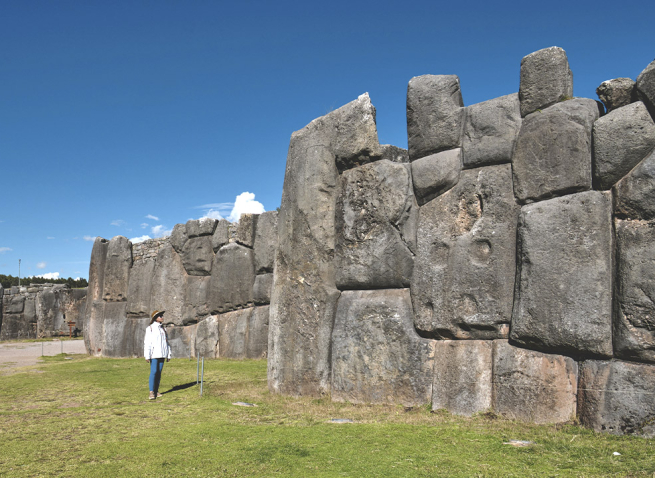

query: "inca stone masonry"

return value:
[3, 47, 654, 437]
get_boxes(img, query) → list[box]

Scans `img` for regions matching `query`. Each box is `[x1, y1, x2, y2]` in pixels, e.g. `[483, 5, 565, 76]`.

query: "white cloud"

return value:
[146, 214, 159, 221]
[194, 202, 233, 211]
[34, 272, 60, 280]
[201, 209, 224, 220]
[110, 219, 126, 227]
[47, 236, 55, 240]
[151, 225, 172, 238]
[228, 192, 265, 222]
[0, 247, 11, 253]
[130, 235, 151, 243]
[83, 236, 97, 242]
[36, 262, 46, 269]
[140, 222, 149, 229]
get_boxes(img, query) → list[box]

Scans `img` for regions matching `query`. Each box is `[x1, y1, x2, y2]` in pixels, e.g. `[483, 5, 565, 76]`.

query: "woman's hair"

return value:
[150, 312, 164, 324]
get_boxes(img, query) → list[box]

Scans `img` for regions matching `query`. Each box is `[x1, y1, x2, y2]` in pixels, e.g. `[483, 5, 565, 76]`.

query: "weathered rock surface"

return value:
[254, 211, 278, 274]
[218, 308, 251, 358]
[510, 191, 613, 358]
[236, 214, 258, 248]
[168, 322, 197, 359]
[180, 236, 214, 276]
[170, 224, 188, 253]
[512, 100, 597, 203]
[126, 259, 154, 317]
[101, 302, 130, 358]
[195, 315, 219, 358]
[410, 149, 461, 205]
[182, 275, 210, 324]
[462, 94, 521, 168]
[432, 340, 492, 416]
[411, 164, 519, 339]
[149, 244, 186, 326]
[87, 237, 108, 303]
[84, 301, 105, 356]
[186, 218, 217, 238]
[331, 289, 435, 406]
[596, 78, 637, 113]
[614, 219, 655, 363]
[246, 305, 269, 359]
[407, 75, 464, 160]
[578, 360, 655, 437]
[253, 273, 273, 305]
[493, 340, 578, 424]
[335, 160, 416, 289]
[592, 101, 655, 190]
[0, 314, 32, 340]
[6, 295, 25, 314]
[208, 243, 255, 313]
[380, 144, 409, 163]
[519, 46, 573, 117]
[212, 219, 231, 252]
[102, 236, 132, 302]
[636, 59, 655, 116]
[614, 148, 655, 220]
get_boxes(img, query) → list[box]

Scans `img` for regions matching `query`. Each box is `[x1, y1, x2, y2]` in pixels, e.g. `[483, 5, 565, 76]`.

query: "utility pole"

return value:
[18, 259, 21, 287]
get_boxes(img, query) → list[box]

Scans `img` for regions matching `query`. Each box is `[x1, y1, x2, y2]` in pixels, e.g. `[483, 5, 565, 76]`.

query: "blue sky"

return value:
[1, 0, 653, 280]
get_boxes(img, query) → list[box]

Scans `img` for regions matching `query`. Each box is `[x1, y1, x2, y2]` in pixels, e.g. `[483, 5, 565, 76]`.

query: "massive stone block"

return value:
[493, 340, 578, 424]
[410, 149, 461, 205]
[0, 314, 33, 340]
[102, 236, 132, 302]
[253, 273, 273, 305]
[579, 360, 655, 437]
[35, 291, 55, 337]
[84, 300, 105, 356]
[182, 275, 210, 325]
[596, 78, 637, 113]
[168, 322, 197, 359]
[407, 75, 464, 160]
[208, 243, 255, 313]
[6, 295, 24, 314]
[212, 219, 231, 252]
[380, 144, 409, 163]
[254, 211, 278, 274]
[432, 340, 492, 416]
[411, 164, 519, 339]
[519, 46, 573, 117]
[195, 315, 219, 358]
[335, 160, 416, 289]
[614, 219, 655, 363]
[186, 218, 217, 238]
[87, 237, 108, 303]
[636, 59, 655, 116]
[462, 93, 521, 168]
[593, 102, 655, 190]
[236, 213, 258, 248]
[331, 289, 435, 406]
[180, 236, 214, 276]
[218, 308, 251, 359]
[510, 191, 613, 358]
[512, 99, 597, 203]
[614, 149, 655, 220]
[170, 224, 188, 253]
[149, 244, 186, 326]
[246, 305, 269, 359]
[126, 259, 154, 318]
[101, 302, 131, 358]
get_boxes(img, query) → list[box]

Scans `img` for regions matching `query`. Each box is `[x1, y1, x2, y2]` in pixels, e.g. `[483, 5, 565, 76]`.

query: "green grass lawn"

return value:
[0, 354, 653, 477]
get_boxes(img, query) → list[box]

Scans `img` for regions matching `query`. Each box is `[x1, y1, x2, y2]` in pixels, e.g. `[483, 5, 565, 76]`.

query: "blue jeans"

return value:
[149, 358, 165, 393]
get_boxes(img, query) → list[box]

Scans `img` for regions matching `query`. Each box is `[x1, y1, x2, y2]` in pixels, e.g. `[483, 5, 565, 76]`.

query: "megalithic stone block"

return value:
[410, 149, 461, 205]
[614, 149, 655, 220]
[379, 144, 409, 163]
[492, 340, 578, 424]
[254, 211, 278, 274]
[519, 46, 573, 117]
[87, 237, 109, 303]
[218, 308, 252, 359]
[149, 244, 186, 326]
[170, 223, 188, 253]
[186, 217, 217, 238]
[126, 259, 154, 318]
[102, 236, 132, 302]
[411, 164, 519, 340]
[510, 191, 613, 358]
[596, 78, 637, 113]
[180, 236, 214, 276]
[331, 289, 436, 407]
[168, 322, 197, 359]
[578, 360, 655, 437]
[84, 300, 105, 356]
[195, 315, 219, 358]
[208, 243, 255, 313]
[335, 160, 416, 289]
[253, 273, 273, 305]
[407, 75, 464, 160]
[246, 305, 269, 359]
[212, 219, 230, 252]
[182, 275, 210, 325]
[636, 59, 655, 117]
[236, 213, 258, 248]
[100, 302, 131, 357]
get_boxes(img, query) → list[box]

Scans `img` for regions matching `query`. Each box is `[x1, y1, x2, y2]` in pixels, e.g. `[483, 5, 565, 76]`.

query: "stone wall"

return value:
[83, 214, 277, 360]
[0, 284, 87, 340]
[268, 47, 655, 437]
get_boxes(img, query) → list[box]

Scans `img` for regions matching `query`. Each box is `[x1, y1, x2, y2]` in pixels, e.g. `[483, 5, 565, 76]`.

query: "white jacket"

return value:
[144, 322, 171, 360]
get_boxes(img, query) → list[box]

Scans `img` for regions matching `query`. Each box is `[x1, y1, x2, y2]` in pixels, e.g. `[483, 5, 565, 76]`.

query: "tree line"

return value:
[0, 275, 88, 289]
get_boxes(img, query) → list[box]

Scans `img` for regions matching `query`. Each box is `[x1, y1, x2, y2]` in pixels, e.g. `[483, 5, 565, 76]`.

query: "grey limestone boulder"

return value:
[180, 236, 214, 276]
[149, 244, 186, 326]
[462, 93, 521, 168]
[6, 295, 24, 313]
[578, 360, 655, 437]
[236, 213, 258, 248]
[195, 315, 219, 358]
[432, 340, 492, 416]
[87, 237, 108, 303]
[253, 210, 278, 274]
[519, 46, 573, 117]
[407, 75, 464, 160]
[411, 164, 519, 340]
[335, 160, 416, 289]
[170, 224, 188, 253]
[168, 322, 197, 359]
[182, 275, 210, 325]
[593, 101, 655, 190]
[253, 273, 273, 305]
[102, 236, 132, 302]
[218, 308, 251, 359]
[84, 301, 105, 356]
[126, 259, 154, 318]
[636, 59, 655, 116]
[131, 317, 150, 358]
[512, 99, 597, 203]
[101, 302, 130, 357]
[614, 219, 655, 363]
[493, 340, 578, 424]
[212, 219, 230, 252]
[511, 191, 613, 358]
[246, 305, 269, 359]
[380, 144, 409, 163]
[410, 149, 461, 205]
[331, 289, 436, 407]
[614, 149, 655, 220]
[0, 313, 32, 340]
[186, 218, 217, 238]
[208, 243, 255, 313]
[596, 78, 637, 113]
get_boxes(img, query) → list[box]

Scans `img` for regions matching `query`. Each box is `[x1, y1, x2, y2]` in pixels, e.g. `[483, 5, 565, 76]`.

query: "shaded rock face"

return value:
[254, 211, 278, 274]
[186, 218, 217, 238]
[253, 273, 273, 305]
[411, 164, 519, 340]
[180, 236, 214, 276]
[208, 243, 255, 313]
[380, 144, 409, 163]
[519, 46, 573, 117]
[247, 306, 270, 359]
[102, 236, 132, 302]
[195, 315, 219, 358]
[636, 59, 655, 117]
[182, 275, 210, 325]
[592, 101, 655, 190]
[614, 219, 655, 363]
[126, 260, 154, 318]
[150, 244, 186, 326]
[331, 289, 435, 406]
[168, 323, 197, 359]
[212, 219, 230, 252]
[170, 224, 188, 253]
[614, 149, 655, 221]
[596, 78, 637, 113]
[493, 340, 578, 424]
[579, 360, 655, 437]
[335, 160, 416, 290]
[407, 75, 464, 160]
[236, 214, 258, 248]
[510, 191, 613, 358]
[218, 309, 251, 359]
[410, 149, 461, 205]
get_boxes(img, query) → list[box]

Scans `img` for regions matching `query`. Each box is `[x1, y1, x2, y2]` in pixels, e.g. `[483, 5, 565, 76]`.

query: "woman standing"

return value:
[144, 310, 171, 400]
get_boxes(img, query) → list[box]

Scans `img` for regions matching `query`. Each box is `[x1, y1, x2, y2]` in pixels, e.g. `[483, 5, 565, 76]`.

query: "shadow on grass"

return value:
[162, 382, 197, 394]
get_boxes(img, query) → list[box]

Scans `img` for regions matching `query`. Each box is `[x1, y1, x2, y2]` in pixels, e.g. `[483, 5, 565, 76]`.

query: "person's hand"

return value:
[146, 359, 150, 363]
[166, 358, 170, 362]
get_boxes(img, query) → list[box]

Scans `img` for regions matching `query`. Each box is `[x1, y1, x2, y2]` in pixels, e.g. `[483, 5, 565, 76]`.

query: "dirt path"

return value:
[0, 340, 87, 374]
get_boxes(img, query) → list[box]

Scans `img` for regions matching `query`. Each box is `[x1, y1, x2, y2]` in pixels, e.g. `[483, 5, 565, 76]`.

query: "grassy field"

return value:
[0, 354, 653, 477]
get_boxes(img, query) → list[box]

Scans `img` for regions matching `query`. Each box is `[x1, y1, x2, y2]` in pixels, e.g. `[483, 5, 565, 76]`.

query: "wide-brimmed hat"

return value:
[151, 310, 166, 320]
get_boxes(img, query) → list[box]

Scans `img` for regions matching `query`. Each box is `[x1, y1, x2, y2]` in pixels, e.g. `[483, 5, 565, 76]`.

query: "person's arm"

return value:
[144, 326, 152, 362]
